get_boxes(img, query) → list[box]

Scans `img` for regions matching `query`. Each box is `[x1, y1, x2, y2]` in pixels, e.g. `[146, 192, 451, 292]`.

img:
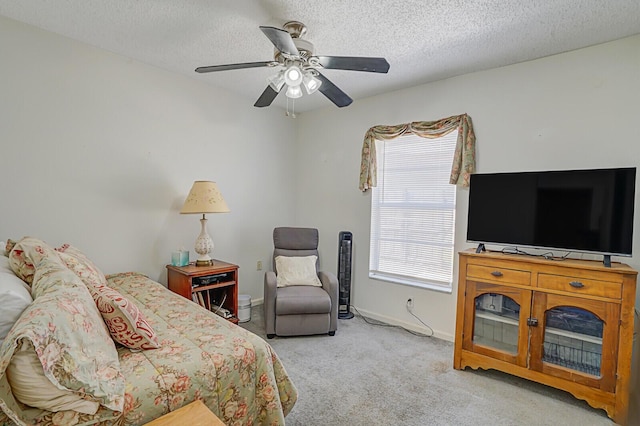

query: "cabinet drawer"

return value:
[467, 264, 531, 285]
[537, 274, 621, 299]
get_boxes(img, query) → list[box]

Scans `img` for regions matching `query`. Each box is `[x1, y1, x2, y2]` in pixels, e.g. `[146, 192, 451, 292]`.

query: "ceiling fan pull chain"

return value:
[285, 96, 297, 118]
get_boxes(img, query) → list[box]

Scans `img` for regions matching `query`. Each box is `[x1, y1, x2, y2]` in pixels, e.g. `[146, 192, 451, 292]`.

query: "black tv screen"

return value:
[466, 167, 636, 257]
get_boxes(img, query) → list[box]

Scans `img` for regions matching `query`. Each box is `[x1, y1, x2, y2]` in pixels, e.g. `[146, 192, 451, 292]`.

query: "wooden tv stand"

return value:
[454, 249, 637, 424]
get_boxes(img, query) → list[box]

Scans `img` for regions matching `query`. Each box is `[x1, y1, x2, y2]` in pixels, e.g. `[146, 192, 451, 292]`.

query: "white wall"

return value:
[2, 14, 639, 340]
[297, 35, 640, 340]
[0, 15, 298, 300]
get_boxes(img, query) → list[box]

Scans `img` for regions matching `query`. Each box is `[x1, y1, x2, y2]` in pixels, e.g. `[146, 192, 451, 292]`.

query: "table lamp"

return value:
[180, 181, 230, 266]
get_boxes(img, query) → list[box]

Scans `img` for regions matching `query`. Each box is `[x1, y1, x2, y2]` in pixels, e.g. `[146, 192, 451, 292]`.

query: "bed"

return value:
[0, 237, 297, 425]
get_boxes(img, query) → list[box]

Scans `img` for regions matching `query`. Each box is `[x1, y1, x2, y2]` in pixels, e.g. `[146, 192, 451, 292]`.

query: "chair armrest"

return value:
[264, 271, 277, 335]
[318, 271, 339, 332]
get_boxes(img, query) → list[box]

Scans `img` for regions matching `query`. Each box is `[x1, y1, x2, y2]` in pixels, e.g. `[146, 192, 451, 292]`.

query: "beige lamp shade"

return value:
[180, 181, 230, 214]
[180, 181, 229, 266]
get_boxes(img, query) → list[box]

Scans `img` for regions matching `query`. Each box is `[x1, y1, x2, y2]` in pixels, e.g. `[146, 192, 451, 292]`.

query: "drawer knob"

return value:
[569, 281, 584, 288]
[491, 271, 503, 277]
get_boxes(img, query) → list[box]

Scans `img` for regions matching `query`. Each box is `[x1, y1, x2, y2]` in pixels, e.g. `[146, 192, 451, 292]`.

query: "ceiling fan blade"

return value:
[195, 61, 274, 73]
[316, 56, 390, 73]
[316, 72, 353, 108]
[254, 85, 281, 108]
[259, 26, 300, 56]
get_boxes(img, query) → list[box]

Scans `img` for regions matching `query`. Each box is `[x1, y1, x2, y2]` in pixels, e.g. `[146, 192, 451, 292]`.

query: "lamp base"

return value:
[193, 215, 214, 267]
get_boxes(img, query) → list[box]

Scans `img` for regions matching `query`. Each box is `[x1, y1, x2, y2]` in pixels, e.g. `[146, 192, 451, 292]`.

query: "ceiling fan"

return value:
[195, 21, 390, 108]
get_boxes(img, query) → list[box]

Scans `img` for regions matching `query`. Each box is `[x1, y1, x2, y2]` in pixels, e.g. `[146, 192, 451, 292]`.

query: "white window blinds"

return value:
[369, 130, 458, 290]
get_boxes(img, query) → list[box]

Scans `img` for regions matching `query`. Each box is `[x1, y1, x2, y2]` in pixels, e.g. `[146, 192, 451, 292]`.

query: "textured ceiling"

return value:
[1, 0, 639, 113]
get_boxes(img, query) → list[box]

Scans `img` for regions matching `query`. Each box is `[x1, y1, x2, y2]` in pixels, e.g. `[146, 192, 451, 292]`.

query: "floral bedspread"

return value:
[108, 272, 297, 425]
[0, 272, 297, 425]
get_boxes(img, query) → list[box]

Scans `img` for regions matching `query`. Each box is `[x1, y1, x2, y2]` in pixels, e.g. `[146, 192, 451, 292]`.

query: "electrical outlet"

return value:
[406, 298, 414, 310]
[257, 260, 263, 271]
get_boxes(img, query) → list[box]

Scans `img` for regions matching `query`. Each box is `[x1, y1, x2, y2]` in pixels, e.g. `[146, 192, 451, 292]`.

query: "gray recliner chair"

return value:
[264, 227, 338, 338]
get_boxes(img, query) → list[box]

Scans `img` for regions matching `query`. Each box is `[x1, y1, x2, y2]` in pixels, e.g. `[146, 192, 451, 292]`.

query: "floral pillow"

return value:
[55, 243, 159, 350]
[3, 240, 17, 256]
[0, 255, 125, 415]
[88, 284, 160, 350]
[7, 237, 57, 285]
[55, 243, 108, 288]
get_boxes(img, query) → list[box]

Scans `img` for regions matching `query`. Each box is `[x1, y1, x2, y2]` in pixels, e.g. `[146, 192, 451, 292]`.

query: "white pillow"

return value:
[0, 256, 30, 293]
[0, 256, 33, 344]
[275, 255, 322, 287]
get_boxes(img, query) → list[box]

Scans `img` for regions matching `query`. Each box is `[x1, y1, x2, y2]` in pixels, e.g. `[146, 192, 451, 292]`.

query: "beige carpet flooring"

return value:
[240, 305, 617, 426]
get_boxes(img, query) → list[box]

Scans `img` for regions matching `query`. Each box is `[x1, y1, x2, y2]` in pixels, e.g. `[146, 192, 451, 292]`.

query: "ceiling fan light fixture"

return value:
[267, 70, 285, 91]
[284, 65, 303, 87]
[285, 84, 303, 99]
[197, 21, 388, 109]
[302, 72, 322, 94]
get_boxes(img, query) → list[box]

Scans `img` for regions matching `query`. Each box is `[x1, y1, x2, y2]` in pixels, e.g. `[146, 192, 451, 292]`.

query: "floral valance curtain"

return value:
[359, 113, 476, 191]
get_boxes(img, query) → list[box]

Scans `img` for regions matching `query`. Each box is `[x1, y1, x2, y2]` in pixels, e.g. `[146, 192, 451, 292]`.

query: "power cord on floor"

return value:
[349, 305, 435, 338]
[406, 304, 435, 337]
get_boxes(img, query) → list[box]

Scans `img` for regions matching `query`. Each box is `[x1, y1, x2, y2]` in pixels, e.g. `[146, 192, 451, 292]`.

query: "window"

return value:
[369, 130, 458, 291]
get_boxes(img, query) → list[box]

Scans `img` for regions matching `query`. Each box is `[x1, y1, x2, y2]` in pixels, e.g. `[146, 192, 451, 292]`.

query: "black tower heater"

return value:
[337, 231, 354, 319]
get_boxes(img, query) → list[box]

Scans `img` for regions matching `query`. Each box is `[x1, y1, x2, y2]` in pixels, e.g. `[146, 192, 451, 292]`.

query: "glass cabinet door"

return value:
[462, 282, 531, 367]
[473, 293, 520, 354]
[529, 292, 618, 392]
[542, 306, 603, 376]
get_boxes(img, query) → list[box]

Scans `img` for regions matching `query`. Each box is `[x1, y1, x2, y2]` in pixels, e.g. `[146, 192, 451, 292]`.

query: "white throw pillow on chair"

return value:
[275, 255, 322, 287]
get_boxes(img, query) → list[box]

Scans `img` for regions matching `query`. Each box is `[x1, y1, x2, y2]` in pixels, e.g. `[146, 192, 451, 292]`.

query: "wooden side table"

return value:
[144, 400, 225, 425]
[167, 260, 239, 324]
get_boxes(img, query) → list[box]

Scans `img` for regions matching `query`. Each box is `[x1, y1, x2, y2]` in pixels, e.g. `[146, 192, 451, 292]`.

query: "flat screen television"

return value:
[466, 167, 636, 266]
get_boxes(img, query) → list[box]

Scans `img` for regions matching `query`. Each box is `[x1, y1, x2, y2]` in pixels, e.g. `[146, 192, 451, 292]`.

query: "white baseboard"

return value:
[251, 297, 264, 306]
[249, 299, 453, 342]
[351, 306, 454, 342]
